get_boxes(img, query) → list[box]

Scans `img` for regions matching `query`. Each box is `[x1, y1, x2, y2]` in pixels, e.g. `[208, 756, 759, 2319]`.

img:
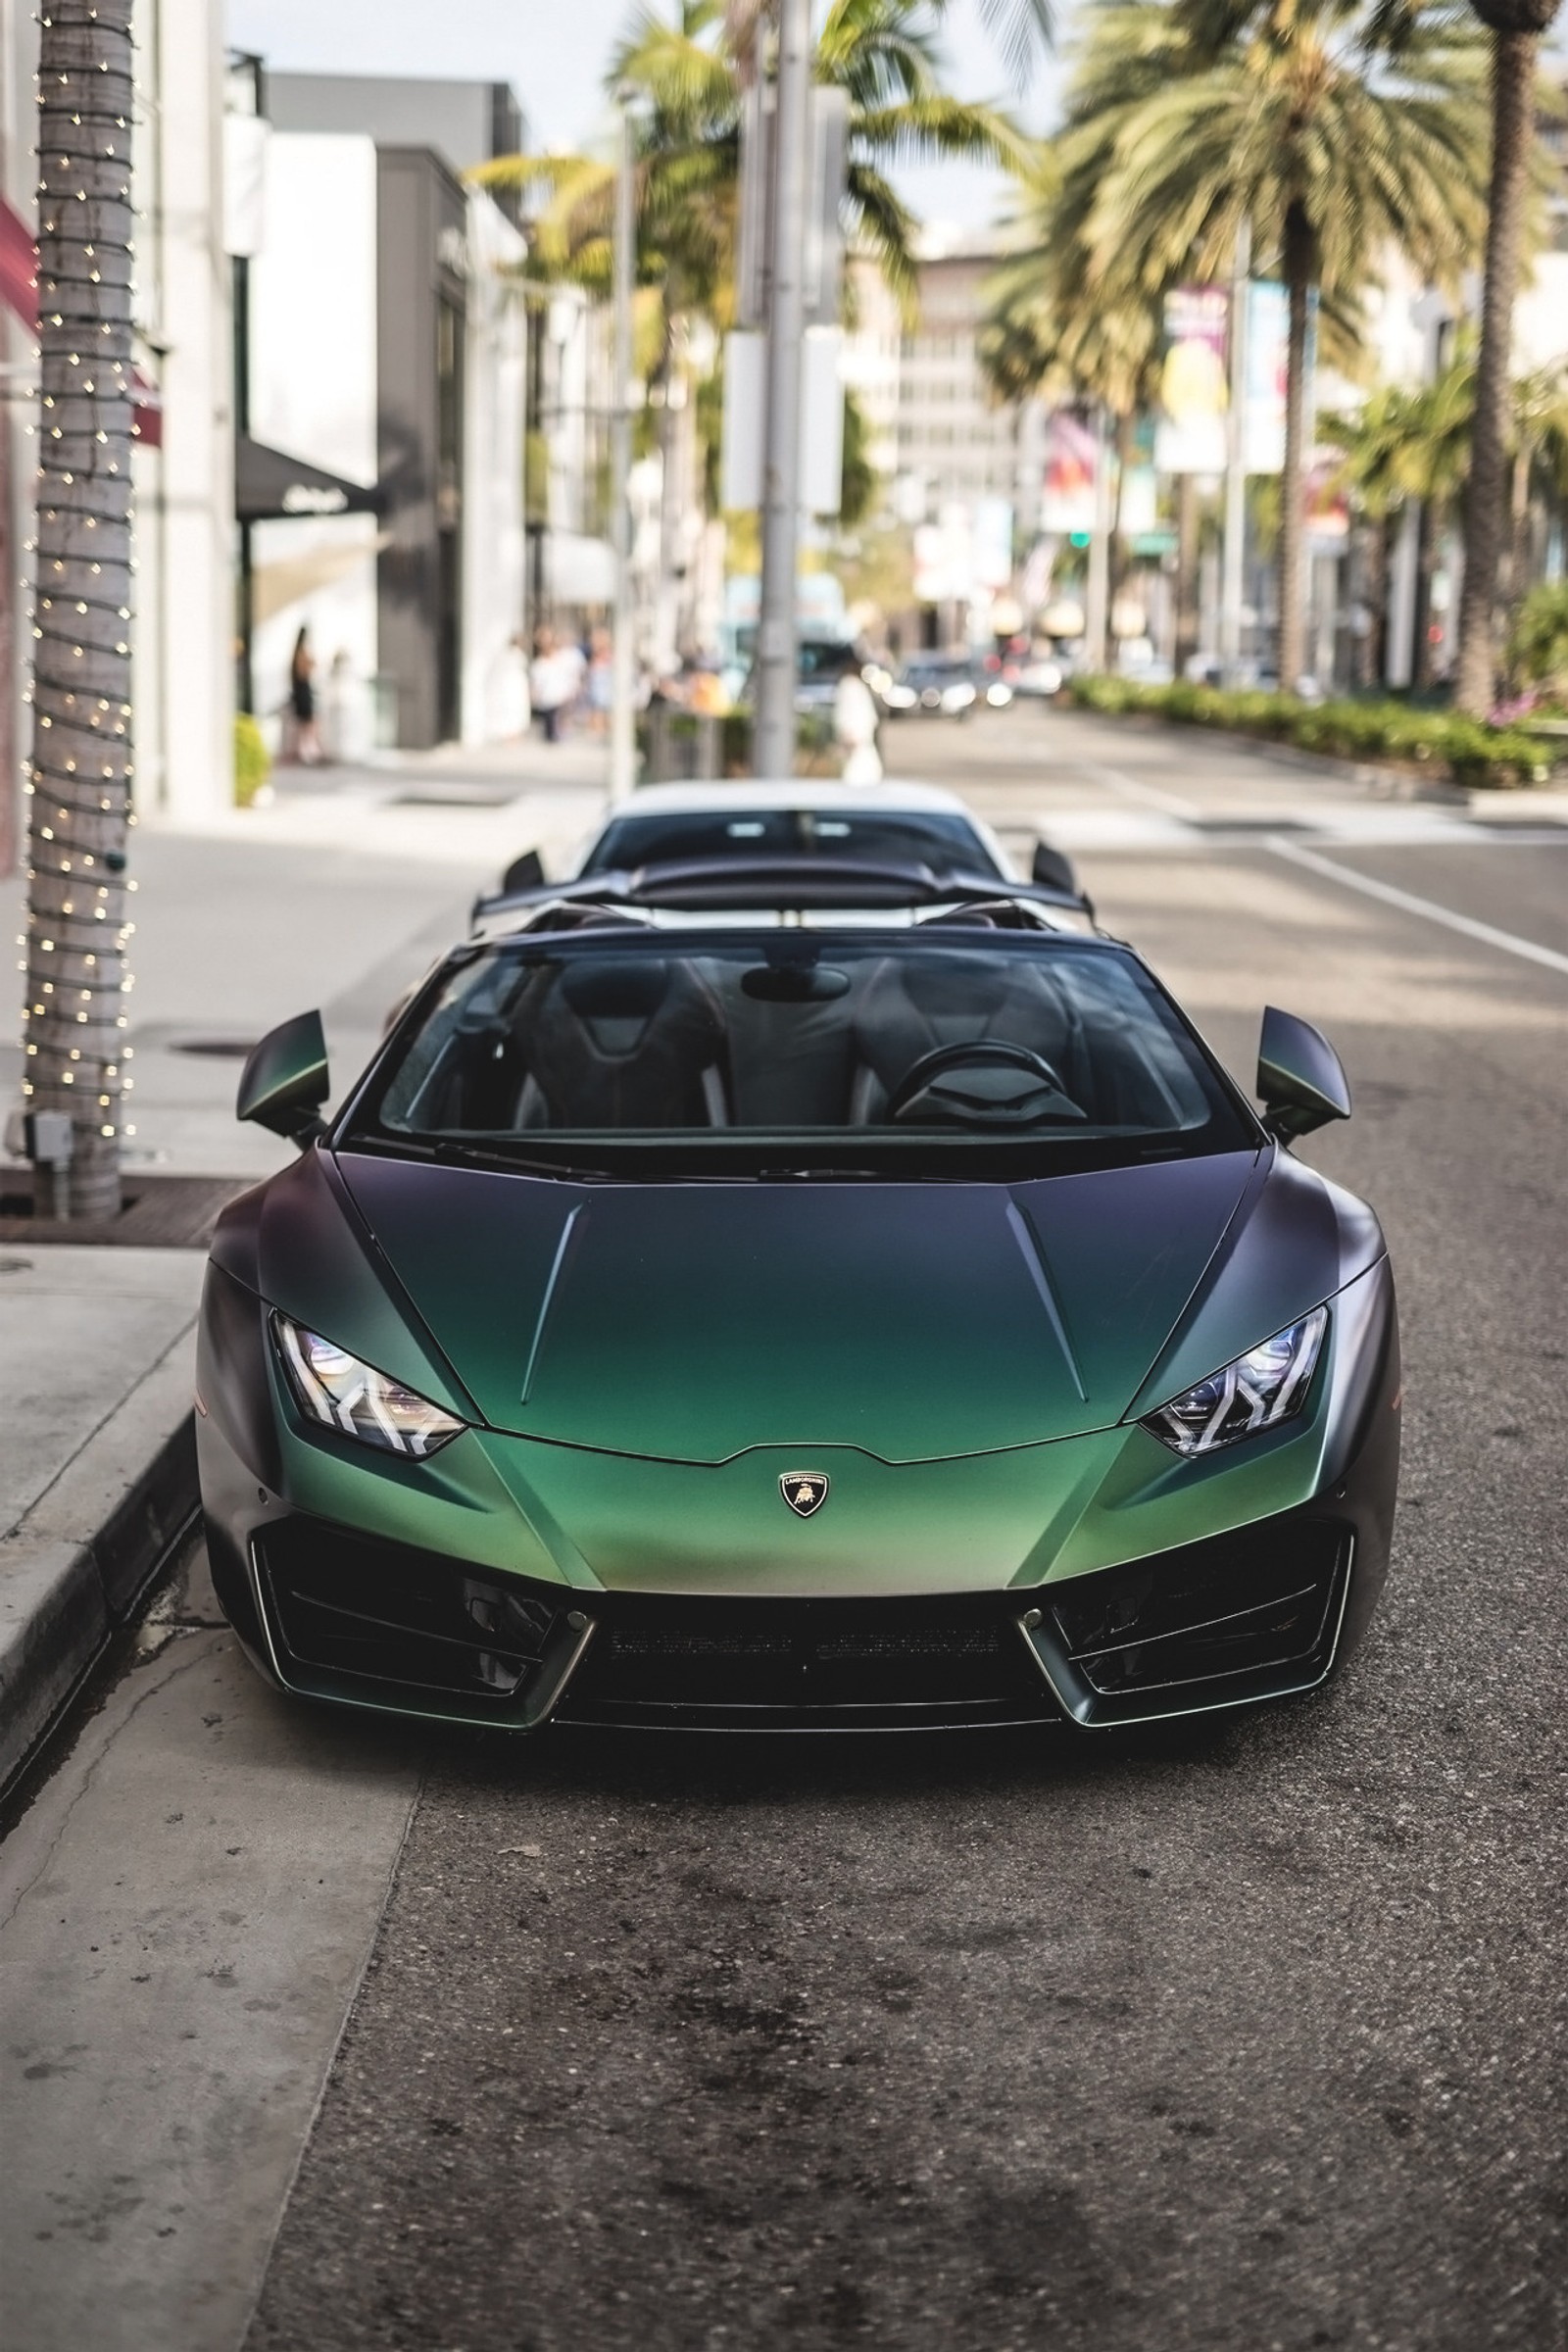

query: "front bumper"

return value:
[229, 1503, 1357, 1733]
[197, 1255, 1399, 1734]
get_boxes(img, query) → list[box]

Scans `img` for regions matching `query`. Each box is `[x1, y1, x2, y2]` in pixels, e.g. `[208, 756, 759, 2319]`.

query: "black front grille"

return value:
[1043, 1520, 1347, 1699]
[256, 1521, 569, 1706]
[563, 1591, 1051, 1723]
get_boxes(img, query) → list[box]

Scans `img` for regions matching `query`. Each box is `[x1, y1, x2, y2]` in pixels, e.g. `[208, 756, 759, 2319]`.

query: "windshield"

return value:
[903, 659, 973, 684]
[345, 932, 1254, 1180]
[797, 640, 861, 683]
[580, 808, 1002, 878]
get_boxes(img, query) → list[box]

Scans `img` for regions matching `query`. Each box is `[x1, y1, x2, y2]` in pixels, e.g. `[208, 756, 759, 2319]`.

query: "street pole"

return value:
[754, 0, 811, 778]
[1083, 406, 1112, 672]
[1221, 218, 1251, 686]
[609, 93, 637, 802]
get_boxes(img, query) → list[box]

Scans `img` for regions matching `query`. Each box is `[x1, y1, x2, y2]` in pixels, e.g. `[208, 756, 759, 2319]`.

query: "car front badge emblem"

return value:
[780, 1472, 829, 1519]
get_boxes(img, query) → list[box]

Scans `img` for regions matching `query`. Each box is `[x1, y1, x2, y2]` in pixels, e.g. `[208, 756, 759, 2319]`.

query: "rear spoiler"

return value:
[471, 854, 1094, 931]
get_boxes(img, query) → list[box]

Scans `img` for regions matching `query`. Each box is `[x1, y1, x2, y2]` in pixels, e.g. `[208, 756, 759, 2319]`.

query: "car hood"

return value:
[330, 1148, 1267, 1465]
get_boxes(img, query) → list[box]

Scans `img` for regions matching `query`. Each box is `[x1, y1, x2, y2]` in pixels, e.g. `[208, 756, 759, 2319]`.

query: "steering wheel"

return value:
[884, 1038, 1068, 1122]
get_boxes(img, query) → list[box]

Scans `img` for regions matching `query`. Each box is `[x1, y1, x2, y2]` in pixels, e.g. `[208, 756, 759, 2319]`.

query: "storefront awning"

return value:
[236, 433, 383, 523]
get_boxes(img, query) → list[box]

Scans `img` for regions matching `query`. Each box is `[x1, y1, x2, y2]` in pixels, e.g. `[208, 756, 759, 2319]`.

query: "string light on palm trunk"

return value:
[22, 2, 136, 1214]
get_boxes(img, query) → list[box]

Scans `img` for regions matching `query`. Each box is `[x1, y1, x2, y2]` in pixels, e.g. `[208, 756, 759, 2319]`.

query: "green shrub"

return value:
[1065, 674, 1558, 787]
[234, 711, 271, 807]
[1507, 582, 1568, 694]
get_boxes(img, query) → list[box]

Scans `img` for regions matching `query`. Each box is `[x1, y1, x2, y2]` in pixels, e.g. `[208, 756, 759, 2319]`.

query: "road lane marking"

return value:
[1079, 761, 1204, 818]
[1270, 839, 1568, 977]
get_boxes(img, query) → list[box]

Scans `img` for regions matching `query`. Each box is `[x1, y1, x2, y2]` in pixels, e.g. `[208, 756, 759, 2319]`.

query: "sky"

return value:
[225, 0, 1062, 235]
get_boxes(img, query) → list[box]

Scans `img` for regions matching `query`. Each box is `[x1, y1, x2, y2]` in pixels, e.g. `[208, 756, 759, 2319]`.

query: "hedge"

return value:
[1067, 675, 1557, 789]
[233, 710, 272, 806]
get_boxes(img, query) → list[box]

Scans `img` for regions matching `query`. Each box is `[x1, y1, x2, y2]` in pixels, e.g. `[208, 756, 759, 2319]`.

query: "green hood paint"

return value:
[248, 1253, 1393, 1601]
[334, 1150, 1260, 1464]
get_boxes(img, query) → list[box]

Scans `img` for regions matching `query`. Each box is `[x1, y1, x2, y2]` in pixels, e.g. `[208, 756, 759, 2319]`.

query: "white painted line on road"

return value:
[1079, 761, 1203, 819]
[1042, 809, 1199, 851]
[1271, 839, 1568, 978]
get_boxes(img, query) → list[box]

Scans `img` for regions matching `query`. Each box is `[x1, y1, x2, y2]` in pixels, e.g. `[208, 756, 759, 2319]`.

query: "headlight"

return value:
[942, 682, 977, 710]
[273, 1313, 466, 1457]
[1141, 1308, 1327, 1456]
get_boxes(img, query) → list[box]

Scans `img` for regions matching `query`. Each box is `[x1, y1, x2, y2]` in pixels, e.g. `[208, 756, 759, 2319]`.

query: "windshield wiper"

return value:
[347, 1132, 618, 1183]
[433, 1138, 624, 1181]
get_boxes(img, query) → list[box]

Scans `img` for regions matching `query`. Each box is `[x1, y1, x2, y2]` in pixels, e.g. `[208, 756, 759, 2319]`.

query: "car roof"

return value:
[593, 778, 982, 821]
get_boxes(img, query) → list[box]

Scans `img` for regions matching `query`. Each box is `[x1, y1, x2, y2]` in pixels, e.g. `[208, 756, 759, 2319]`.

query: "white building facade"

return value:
[235, 71, 529, 756]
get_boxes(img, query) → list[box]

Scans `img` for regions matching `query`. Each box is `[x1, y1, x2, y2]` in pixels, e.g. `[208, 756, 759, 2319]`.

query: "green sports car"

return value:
[197, 876, 1398, 1734]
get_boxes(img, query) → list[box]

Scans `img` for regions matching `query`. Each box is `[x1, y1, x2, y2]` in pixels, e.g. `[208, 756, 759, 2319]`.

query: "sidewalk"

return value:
[0, 1249, 205, 1788]
[1, 735, 610, 1180]
[0, 736, 610, 1790]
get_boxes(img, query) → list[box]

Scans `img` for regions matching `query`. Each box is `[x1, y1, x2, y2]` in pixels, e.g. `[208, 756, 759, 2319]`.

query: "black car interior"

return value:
[375, 939, 1213, 1141]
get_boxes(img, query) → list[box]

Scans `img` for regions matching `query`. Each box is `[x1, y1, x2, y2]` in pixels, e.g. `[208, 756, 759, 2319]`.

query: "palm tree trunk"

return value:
[1175, 473, 1200, 672]
[1109, 407, 1137, 620]
[1505, 444, 1531, 612]
[1357, 515, 1389, 692]
[1277, 204, 1314, 695]
[1414, 496, 1448, 690]
[23, 0, 136, 1221]
[1455, 26, 1541, 716]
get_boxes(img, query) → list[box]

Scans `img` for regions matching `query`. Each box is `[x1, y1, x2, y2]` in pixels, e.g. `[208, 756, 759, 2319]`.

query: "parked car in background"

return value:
[1009, 653, 1066, 700]
[793, 635, 869, 719]
[482, 780, 1088, 918]
[882, 656, 1000, 719]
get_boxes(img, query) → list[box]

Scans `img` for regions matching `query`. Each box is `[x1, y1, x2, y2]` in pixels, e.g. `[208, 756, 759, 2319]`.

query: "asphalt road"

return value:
[4, 706, 1566, 2352]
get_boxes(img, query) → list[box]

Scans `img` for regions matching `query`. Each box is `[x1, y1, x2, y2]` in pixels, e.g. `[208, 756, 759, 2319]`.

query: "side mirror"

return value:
[1031, 841, 1080, 898]
[501, 849, 545, 896]
[236, 1010, 329, 1144]
[1257, 1005, 1350, 1140]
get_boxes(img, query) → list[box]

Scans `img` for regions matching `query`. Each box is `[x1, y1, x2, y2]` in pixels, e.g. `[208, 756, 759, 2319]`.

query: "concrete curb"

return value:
[0, 1338, 199, 1796]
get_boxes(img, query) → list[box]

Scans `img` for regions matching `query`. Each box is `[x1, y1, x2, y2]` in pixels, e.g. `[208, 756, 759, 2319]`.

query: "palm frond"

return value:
[967, 0, 1056, 89]
[844, 161, 920, 317]
[851, 94, 1032, 172]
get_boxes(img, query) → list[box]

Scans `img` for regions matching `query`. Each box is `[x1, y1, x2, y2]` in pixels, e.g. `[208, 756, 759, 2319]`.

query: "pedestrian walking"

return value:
[288, 625, 323, 765]
[529, 628, 573, 745]
[834, 666, 883, 784]
[586, 626, 613, 735]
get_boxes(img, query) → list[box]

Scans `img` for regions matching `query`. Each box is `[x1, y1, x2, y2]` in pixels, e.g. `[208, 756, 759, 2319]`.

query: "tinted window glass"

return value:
[902, 659, 974, 684]
[797, 641, 861, 682]
[582, 808, 1002, 877]
[351, 934, 1254, 1180]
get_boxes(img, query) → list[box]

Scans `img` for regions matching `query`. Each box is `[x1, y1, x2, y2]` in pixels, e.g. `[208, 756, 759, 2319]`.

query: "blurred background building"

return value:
[235, 67, 529, 755]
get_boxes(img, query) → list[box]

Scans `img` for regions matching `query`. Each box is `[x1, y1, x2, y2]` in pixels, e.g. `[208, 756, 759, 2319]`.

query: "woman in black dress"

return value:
[289, 625, 322, 765]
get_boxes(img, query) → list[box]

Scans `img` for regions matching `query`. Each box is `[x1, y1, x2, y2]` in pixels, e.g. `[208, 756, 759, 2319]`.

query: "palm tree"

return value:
[1329, 348, 1568, 687]
[480, 0, 1036, 326]
[1325, 356, 1473, 685]
[1322, 382, 1418, 683]
[23, 0, 136, 1221]
[1060, 0, 1490, 691]
[478, 0, 1041, 642]
[1452, 0, 1561, 713]
[1509, 362, 1568, 595]
[982, 180, 1164, 642]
